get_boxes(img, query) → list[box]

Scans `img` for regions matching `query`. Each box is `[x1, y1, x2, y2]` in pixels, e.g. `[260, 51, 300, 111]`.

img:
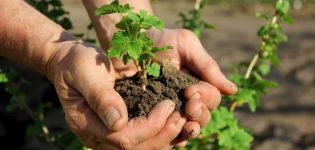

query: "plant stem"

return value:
[244, 53, 259, 79]
[195, 0, 202, 10]
[230, 101, 238, 111]
[231, 12, 279, 111]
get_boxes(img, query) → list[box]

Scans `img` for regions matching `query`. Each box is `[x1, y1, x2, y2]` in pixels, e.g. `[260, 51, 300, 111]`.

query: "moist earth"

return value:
[114, 63, 199, 119]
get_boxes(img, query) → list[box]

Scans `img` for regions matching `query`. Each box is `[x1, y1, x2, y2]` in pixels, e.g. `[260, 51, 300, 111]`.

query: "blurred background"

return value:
[0, 0, 314, 149]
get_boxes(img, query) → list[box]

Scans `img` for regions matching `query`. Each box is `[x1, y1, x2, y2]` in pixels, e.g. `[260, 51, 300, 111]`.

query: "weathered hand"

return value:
[111, 28, 237, 146]
[48, 42, 186, 149]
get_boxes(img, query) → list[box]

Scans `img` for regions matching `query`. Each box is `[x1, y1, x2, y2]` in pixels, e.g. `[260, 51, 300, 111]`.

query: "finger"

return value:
[175, 140, 187, 148]
[178, 30, 237, 95]
[185, 99, 211, 127]
[185, 81, 221, 110]
[108, 100, 176, 149]
[86, 86, 128, 131]
[135, 112, 186, 150]
[180, 121, 201, 140]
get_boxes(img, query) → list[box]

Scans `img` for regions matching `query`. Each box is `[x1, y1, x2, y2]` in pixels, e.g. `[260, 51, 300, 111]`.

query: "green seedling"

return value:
[95, 0, 172, 90]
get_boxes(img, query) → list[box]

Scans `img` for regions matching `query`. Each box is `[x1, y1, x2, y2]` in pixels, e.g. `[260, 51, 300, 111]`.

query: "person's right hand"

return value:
[47, 42, 186, 149]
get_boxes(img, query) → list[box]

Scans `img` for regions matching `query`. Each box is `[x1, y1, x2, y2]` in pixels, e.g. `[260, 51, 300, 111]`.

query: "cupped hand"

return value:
[111, 28, 238, 146]
[47, 42, 186, 149]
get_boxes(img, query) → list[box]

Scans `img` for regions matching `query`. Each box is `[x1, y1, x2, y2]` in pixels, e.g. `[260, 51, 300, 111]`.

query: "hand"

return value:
[111, 28, 238, 146]
[47, 42, 186, 149]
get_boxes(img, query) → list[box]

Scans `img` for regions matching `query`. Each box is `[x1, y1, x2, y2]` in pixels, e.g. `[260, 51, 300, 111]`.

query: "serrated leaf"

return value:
[146, 62, 160, 77]
[139, 10, 164, 30]
[205, 107, 238, 133]
[234, 88, 257, 112]
[108, 32, 130, 58]
[95, 0, 131, 16]
[218, 126, 253, 150]
[127, 40, 143, 59]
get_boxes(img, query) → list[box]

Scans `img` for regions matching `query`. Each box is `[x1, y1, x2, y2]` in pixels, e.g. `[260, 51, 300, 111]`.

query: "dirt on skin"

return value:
[114, 62, 199, 119]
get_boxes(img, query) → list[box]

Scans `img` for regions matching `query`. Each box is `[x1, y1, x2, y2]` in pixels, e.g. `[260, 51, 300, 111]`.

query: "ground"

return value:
[1, 0, 314, 149]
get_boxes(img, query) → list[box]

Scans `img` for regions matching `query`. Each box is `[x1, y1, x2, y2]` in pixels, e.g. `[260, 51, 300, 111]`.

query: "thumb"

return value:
[63, 69, 128, 132]
[87, 86, 129, 131]
[179, 30, 237, 95]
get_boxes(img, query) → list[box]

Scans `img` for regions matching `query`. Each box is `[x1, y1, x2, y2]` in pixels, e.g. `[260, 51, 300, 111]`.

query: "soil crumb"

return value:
[115, 62, 199, 119]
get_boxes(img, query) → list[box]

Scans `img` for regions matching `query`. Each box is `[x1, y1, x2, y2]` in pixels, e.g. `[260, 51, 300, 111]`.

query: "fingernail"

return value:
[230, 83, 238, 91]
[104, 107, 121, 129]
[190, 92, 201, 99]
[189, 107, 202, 118]
[167, 101, 176, 114]
[175, 117, 186, 128]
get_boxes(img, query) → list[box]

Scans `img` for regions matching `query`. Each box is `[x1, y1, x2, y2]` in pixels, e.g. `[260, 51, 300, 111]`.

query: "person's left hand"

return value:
[110, 28, 238, 147]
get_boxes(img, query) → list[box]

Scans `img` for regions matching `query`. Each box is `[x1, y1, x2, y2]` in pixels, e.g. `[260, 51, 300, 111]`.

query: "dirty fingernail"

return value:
[190, 92, 201, 99]
[167, 101, 176, 114]
[104, 107, 121, 130]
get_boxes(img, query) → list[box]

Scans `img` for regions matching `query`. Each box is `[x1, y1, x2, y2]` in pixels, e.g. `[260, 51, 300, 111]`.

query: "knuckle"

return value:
[118, 136, 134, 150]
[178, 29, 195, 37]
[150, 121, 163, 135]
[177, 29, 197, 42]
[89, 87, 105, 113]
[208, 88, 221, 109]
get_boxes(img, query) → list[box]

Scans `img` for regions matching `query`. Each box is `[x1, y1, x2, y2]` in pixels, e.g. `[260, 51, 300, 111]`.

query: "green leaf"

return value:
[276, 0, 290, 15]
[229, 73, 244, 85]
[146, 62, 160, 77]
[257, 26, 268, 36]
[0, 73, 9, 83]
[127, 40, 143, 60]
[127, 10, 141, 22]
[95, 0, 131, 16]
[258, 63, 270, 75]
[233, 88, 257, 112]
[115, 17, 134, 30]
[108, 32, 130, 58]
[283, 14, 294, 24]
[123, 55, 131, 65]
[204, 107, 237, 133]
[255, 12, 270, 20]
[218, 126, 253, 150]
[202, 21, 216, 30]
[139, 10, 164, 30]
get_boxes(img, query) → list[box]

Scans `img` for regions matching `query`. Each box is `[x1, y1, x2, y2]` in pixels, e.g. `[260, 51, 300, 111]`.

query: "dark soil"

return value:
[114, 62, 199, 119]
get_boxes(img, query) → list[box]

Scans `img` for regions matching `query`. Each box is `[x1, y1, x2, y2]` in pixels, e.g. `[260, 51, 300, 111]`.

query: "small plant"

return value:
[177, 0, 293, 150]
[95, 0, 172, 90]
[179, 0, 215, 37]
